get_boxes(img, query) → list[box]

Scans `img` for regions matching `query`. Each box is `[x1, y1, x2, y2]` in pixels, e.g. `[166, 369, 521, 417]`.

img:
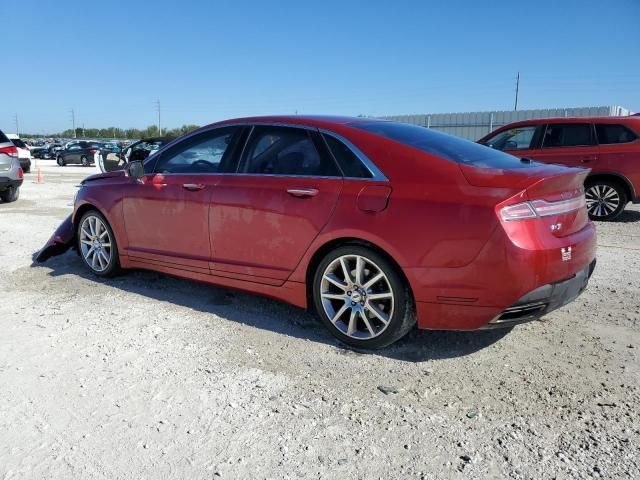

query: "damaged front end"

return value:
[35, 214, 75, 262]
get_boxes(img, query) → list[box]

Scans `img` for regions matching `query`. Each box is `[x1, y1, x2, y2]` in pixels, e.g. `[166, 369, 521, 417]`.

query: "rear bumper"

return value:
[408, 221, 597, 330]
[480, 259, 595, 329]
[0, 177, 23, 191]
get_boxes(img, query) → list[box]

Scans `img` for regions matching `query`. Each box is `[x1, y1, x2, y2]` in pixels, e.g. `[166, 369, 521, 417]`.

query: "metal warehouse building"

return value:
[380, 106, 634, 141]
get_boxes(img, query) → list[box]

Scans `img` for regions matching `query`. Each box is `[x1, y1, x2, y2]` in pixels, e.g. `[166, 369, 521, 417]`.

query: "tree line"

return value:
[22, 124, 201, 140]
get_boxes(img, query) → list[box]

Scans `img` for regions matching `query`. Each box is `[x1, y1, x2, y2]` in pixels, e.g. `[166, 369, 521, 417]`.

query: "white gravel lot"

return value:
[0, 161, 639, 479]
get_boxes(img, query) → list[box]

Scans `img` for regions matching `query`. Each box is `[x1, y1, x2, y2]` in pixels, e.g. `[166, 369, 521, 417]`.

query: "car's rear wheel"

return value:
[313, 246, 415, 349]
[0, 186, 19, 203]
[77, 211, 120, 276]
[585, 180, 627, 221]
[57, 156, 65, 166]
[81, 155, 89, 167]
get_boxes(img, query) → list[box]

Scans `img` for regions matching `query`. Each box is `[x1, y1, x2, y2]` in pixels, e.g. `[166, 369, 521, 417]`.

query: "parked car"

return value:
[56, 141, 103, 166]
[122, 137, 170, 163]
[479, 116, 640, 221]
[30, 145, 48, 159]
[36, 116, 596, 348]
[0, 129, 24, 202]
[7, 134, 31, 173]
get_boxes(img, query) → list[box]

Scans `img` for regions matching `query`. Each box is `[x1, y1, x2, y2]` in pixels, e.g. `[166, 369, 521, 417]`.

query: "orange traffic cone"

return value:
[36, 166, 44, 184]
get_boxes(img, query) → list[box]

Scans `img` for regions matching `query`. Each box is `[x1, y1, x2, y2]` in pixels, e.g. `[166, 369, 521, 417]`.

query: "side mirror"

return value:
[125, 160, 144, 180]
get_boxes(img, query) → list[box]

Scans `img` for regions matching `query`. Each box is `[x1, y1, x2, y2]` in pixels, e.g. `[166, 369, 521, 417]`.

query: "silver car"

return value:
[0, 129, 23, 203]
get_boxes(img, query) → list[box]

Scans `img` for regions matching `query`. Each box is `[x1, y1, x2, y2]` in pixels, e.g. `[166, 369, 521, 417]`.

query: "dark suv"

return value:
[56, 141, 103, 166]
[479, 116, 640, 220]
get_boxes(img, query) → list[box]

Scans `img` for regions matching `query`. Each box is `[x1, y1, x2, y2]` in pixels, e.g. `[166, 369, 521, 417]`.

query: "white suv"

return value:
[7, 133, 31, 173]
[0, 130, 24, 202]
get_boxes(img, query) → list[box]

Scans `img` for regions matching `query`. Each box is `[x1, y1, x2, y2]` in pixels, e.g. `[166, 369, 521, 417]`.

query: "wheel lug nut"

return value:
[347, 291, 352, 296]
[351, 301, 356, 306]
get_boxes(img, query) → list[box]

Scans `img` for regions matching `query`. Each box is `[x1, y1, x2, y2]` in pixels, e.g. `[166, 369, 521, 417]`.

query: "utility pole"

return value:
[155, 99, 161, 135]
[514, 72, 520, 111]
[70, 109, 76, 138]
[14, 114, 19, 136]
[82, 123, 85, 138]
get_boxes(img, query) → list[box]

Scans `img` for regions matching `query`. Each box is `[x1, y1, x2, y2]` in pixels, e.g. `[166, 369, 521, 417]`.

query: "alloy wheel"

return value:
[320, 254, 394, 340]
[79, 215, 113, 272]
[585, 184, 620, 218]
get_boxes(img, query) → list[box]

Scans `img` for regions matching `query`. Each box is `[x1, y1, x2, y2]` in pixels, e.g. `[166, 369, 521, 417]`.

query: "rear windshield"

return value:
[0, 130, 10, 144]
[352, 121, 537, 169]
[11, 139, 27, 148]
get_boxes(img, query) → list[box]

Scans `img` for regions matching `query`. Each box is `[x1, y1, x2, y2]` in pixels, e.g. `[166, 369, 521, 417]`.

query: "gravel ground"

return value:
[1, 161, 639, 479]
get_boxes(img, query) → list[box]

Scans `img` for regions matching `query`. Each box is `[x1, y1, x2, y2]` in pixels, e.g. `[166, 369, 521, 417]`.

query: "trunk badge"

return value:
[561, 246, 572, 262]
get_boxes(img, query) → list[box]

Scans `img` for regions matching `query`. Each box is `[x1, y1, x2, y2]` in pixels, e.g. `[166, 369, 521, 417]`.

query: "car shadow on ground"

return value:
[615, 209, 640, 223]
[33, 250, 512, 363]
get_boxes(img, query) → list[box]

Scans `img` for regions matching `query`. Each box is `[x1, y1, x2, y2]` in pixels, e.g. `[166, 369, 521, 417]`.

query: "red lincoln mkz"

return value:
[37, 116, 597, 348]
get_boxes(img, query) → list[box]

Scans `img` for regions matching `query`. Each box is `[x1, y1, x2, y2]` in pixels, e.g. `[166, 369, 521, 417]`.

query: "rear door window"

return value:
[323, 134, 372, 178]
[595, 124, 638, 144]
[0, 130, 10, 143]
[241, 126, 340, 177]
[542, 124, 594, 148]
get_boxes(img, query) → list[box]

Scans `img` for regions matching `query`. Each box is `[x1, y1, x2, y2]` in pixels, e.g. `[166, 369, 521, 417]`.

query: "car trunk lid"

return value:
[460, 163, 591, 238]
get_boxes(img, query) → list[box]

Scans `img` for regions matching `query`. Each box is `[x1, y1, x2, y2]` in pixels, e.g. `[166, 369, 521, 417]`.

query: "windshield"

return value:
[352, 121, 538, 169]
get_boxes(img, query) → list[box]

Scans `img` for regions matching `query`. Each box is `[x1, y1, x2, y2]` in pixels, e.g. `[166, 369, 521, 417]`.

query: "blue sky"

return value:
[1, 0, 639, 134]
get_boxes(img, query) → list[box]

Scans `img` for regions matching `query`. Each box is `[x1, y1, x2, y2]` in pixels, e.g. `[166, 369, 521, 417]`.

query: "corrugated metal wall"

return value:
[380, 106, 633, 141]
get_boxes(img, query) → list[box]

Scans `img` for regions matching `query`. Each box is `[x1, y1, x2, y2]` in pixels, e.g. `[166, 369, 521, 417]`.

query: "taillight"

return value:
[500, 202, 537, 221]
[18, 167, 24, 179]
[89, 149, 98, 154]
[500, 196, 587, 221]
[0, 146, 18, 158]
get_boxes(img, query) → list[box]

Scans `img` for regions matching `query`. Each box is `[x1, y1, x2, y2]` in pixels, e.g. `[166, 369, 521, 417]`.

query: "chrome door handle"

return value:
[287, 188, 319, 198]
[183, 183, 206, 191]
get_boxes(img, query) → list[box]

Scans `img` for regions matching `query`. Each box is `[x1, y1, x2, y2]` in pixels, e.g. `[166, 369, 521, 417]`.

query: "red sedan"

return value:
[37, 116, 597, 348]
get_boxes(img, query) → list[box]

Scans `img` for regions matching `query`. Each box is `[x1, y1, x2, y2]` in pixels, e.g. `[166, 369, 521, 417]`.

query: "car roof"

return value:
[207, 115, 379, 130]
[494, 116, 640, 129]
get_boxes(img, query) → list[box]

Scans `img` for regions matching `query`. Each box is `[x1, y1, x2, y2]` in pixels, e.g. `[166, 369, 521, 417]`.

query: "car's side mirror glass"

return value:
[125, 161, 144, 180]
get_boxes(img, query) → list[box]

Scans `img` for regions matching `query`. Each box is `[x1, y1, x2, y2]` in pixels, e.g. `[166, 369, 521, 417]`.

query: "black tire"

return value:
[81, 155, 89, 167]
[0, 186, 19, 203]
[312, 245, 416, 349]
[585, 179, 627, 221]
[77, 210, 120, 277]
[23, 166, 30, 174]
[57, 156, 65, 166]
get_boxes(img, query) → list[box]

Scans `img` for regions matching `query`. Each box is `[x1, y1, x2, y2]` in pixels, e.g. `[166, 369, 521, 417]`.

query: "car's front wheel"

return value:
[585, 180, 627, 221]
[81, 155, 89, 167]
[57, 156, 65, 166]
[77, 211, 120, 276]
[313, 246, 416, 349]
[0, 186, 19, 203]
